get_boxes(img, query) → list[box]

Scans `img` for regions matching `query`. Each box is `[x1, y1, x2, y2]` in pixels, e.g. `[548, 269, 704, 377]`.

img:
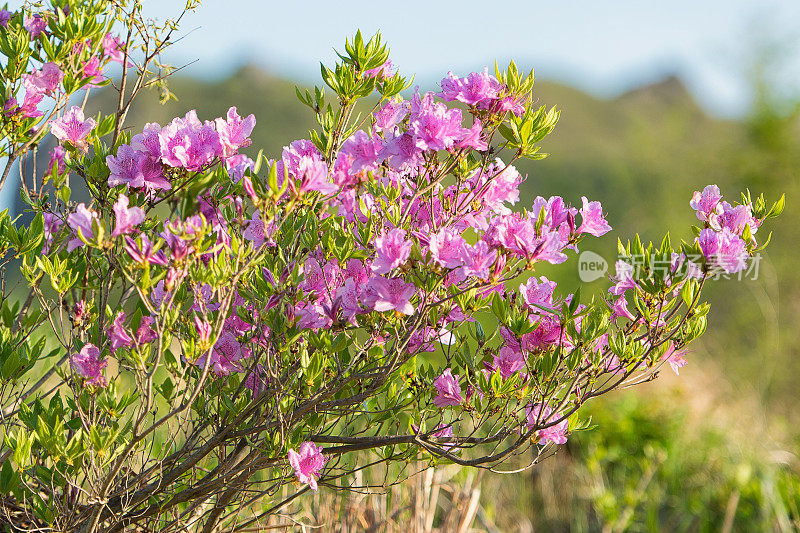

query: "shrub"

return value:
[0, 1, 783, 531]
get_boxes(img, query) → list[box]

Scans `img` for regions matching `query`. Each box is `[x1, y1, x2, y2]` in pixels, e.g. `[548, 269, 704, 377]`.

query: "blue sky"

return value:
[142, 0, 800, 117]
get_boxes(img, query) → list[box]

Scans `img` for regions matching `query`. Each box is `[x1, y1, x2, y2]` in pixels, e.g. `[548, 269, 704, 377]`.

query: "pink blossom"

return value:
[124, 235, 168, 266]
[690, 185, 723, 222]
[81, 56, 103, 88]
[24, 14, 47, 38]
[158, 111, 223, 170]
[70, 344, 107, 387]
[102, 33, 129, 65]
[108, 312, 134, 355]
[432, 369, 463, 407]
[43, 212, 62, 253]
[131, 123, 163, 159]
[718, 201, 757, 236]
[194, 330, 243, 377]
[20, 90, 44, 118]
[340, 130, 382, 173]
[428, 228, 466, 269]
[111, 194, 145, 237]
[525, 404, 568, 445]
[287, 441, 326, 491]
[519, 276, 557, 314]
[438, 68, 502, 106]
[372, 228, 412, 274]
[380, 131, 424, 170]
[292, 156, 336, 196]
[23, 62, 62, 95]
[136, 316, 157, 344]
[0, 9, 10, 28]
[194, 316, 213, 344]
[408, 90, 465, 151]
[609, 260, 638, 296]
[66, 203, 98, 251]
[107, 144, 170, 191]
[373, 97, 409, 132]
[492, 346, 526, 378]
[610, 295, 635, 321]
[48, 146, 67, 176]
[364, 276, 415, 315]
[459, 240, 497, 280]
[50, 106, 96, 151]
[698, 228, 748, 273]
[215, 106, 256, 157]
[577, 196, 611, 237]
[458, 119, 488, 151]
[473, 161, 523, 214]
[662, 343, 688, 375]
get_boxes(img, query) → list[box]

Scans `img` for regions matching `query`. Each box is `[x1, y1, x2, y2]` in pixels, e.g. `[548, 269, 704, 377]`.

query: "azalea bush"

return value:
[0, 1, 785, 531]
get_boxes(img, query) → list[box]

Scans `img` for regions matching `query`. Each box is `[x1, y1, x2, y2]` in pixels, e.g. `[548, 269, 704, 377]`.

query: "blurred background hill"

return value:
[80, 63, 800, 529]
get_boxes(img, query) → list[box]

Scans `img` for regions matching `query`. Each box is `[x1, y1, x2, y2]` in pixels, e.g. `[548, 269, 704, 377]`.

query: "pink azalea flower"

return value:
[111, 194, 145, 237]
[365, 276, 415, 315]
[158, 111, 223, 171]
[458, 119, 488, 151]
[492, 346, 526, 378]
[292, 156, 336, 196]
[459, 240, 497, 280]
[0, 9, 10, 28]
[70, 344, 107, 387]
[215, 106, 256, 157]
[107, 144, 170, 191]
[20, 90, 44, 118]
[438, 68, 502, 106]
[48, 146, 67, 176]
[408, 90, 465, 151]
[610, 295, 636, 321]
[662, 343, 688, 375]
[525, 403, 568, 445]
[577, 196, 612, 237]
[609, 260, 638, 296]
[50, 106, 96, 152]
[432, 369, 463, 407]
[108, 312, 134, 354]
[66, 203, 98, 251]
[24, 14, 47, 38]
[373, 97, 410, 132]
[372, 228, 412, 274]
[136, 316, 157, 344]
[23, 62, 62, 95]
[287, 441, 326, 491]
[380, 131, 424, 170]
[102, 33, 130, 65]
[340, 130, 382, 173]
[131, 123, 163, 159]
[690, 184, 723, 222]
[519, 276, 557, 314]
[428, 228, 466, 269]
[698, 228, 748, 273]
[81, 56, 103, 88]
[718, 201, 757, 236]
[193, 316, 213, 344]
[43, 212, 62, 253]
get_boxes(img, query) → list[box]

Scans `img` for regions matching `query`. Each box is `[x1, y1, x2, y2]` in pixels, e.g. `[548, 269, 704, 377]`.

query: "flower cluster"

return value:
[107, 108, 255, 192]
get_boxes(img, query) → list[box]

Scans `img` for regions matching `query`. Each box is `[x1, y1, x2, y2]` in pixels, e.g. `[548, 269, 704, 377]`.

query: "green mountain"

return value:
[89, 65, 800, 419]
